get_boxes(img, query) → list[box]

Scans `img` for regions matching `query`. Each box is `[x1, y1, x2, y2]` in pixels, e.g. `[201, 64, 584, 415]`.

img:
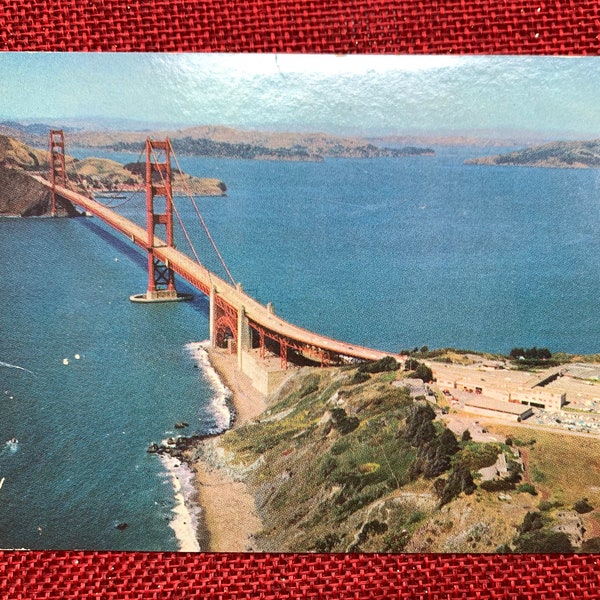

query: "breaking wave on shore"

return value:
[185, 341, 234, 434]
[159, 453, 202, 552]
[159, 341, 235, 552]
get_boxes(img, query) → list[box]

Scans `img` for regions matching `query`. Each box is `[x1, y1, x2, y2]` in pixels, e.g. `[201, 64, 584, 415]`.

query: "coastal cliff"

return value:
[0, 134, 227, 217]
[0, 165, 80, 217]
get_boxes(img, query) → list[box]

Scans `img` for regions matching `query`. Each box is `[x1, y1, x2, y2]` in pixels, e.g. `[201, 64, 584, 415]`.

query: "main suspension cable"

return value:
[170, 147, 236, 285]
[149, 145, 208, 271]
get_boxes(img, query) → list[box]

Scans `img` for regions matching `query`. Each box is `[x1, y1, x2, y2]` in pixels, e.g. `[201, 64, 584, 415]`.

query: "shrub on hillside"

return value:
[538, 500, 563, 512]
[514, 530, 574, 553]
[581, 537, 600, 552]
[517, 483, 538, 496]
[438, 466, 476, 506]
[330, 407, 359, 435]
[357, 356, 399, 374]
[519, 511, 544, 534]
[509, 347, 552, 360]
[479, 479, 516, 493]
[412, 363, 434, 383]
[312, 533, 341, 552]
[573, 498, 594, 514]
[298, 378, 319, 398]
[349, 371, 371, 385]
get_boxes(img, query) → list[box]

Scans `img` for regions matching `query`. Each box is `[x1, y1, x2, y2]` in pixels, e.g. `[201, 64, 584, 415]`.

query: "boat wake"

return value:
[1, 439, 19, 456]
[0, 361, 34, 375]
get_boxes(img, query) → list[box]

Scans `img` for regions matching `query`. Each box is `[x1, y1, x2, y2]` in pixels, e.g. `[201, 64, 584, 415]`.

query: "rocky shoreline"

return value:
[146, 344, 267, 552]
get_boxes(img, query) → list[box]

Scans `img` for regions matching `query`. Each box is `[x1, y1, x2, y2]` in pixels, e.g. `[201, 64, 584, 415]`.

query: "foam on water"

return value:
[159, 453, 201, 552]
[154, 341, 235, 551]
[185, 341, 233, 434]
[1, 439, 19, 456]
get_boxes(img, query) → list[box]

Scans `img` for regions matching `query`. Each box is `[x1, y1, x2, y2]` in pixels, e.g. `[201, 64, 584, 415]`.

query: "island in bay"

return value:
[1, 121, 435, 164]
[466, 139, 600, 168]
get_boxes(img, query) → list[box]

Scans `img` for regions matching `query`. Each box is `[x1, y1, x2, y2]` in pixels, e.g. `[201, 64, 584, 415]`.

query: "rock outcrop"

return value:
[0, 165, 79, 217]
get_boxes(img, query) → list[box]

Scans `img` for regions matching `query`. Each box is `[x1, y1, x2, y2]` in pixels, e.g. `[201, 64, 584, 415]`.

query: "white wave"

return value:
[1, 439, 19, 456]
[185, 341, 233, 434]
[0, 361, 34, 375]
[159, 453, 201, 552]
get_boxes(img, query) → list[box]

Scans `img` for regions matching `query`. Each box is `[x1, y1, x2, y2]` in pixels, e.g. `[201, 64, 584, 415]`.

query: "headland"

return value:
[175, 346, 600, 553]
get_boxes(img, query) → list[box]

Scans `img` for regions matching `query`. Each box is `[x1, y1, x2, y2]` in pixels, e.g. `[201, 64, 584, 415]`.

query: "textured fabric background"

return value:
[0, 0, 599, 52]
[1, 1, 600, 598]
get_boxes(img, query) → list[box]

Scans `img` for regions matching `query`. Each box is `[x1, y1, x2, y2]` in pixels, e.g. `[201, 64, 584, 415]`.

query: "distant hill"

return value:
[70, 126, 435, 161]
[0, 134, 226, 217]
[466, 140, 600, 168]
[3, 123, 434, 161]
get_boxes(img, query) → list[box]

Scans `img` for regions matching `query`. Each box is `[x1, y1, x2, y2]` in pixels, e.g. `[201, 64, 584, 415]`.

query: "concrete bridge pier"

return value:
[237, 305, 251, 370]
[209, 286, 216, 346]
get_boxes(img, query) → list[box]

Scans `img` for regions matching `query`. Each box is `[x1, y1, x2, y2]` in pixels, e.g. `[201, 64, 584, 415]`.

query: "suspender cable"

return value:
[150, 143, 236, 286]
[170, 148, 236, 286]
[148, 146, 207, 272]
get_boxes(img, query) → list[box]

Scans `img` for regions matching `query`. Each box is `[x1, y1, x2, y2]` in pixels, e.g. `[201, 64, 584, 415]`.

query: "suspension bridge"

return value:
[34, 130, 400, 393]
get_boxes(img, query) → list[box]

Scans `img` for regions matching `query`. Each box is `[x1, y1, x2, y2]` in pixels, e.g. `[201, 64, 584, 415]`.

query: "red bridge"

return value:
[35, 131, 400, 393]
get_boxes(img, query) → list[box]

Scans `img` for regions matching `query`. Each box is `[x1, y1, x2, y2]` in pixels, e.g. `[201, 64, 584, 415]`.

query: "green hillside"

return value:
[191, 359, 599, 553]
[467, 140, 600, 168]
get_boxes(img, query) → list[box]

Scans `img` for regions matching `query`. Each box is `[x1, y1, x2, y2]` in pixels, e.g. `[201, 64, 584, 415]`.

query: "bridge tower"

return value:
[49, 130, 67, 216]
[130, 139, 192, 303]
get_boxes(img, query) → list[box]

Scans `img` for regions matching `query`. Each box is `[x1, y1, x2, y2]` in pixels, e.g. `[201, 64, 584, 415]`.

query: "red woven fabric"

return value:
[0, 0, 598, 53]
[2, 1, 600, 598]
[2, 550, 600, 598]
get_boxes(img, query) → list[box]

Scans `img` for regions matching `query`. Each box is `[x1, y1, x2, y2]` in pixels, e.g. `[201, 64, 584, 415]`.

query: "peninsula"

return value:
[0, 134, 226, 217]
[175, 347, 600, 554]
[1, 122, 435, 162]
[466, 139, 600, 168]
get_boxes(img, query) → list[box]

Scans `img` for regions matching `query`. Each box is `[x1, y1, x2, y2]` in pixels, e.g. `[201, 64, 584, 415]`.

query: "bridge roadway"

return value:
[34, 176, 399, 367]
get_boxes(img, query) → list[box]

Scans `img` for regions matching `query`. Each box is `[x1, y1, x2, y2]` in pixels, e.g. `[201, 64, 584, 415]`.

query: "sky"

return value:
[1, 53, 600, 137]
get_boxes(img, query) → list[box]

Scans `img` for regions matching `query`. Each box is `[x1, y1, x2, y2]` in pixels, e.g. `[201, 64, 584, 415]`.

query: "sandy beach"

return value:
[188, 344, 267, 551]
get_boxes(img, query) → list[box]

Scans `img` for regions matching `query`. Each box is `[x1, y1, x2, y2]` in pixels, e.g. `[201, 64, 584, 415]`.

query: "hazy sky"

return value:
[2, 53, 600, 137]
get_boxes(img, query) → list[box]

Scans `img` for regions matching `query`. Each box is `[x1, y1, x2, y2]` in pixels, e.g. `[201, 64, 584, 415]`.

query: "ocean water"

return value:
[162, 146, 600, 354]
[0, 217, 229, 550]
[2, 146, 600, 549]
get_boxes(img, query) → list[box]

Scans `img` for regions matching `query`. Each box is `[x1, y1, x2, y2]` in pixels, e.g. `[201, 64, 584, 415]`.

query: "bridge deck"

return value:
[35, 176, 398, 363]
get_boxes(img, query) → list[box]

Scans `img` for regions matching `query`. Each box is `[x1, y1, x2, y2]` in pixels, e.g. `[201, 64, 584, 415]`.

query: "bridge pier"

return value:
[237, 306, 252, 370]
[130, 139, 192, 304]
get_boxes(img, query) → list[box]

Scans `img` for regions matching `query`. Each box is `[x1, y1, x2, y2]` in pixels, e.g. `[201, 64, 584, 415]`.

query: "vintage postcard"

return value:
[1, 54, 599, 553]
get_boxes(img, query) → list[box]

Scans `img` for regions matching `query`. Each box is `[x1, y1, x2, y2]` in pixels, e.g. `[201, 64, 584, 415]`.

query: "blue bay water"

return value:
[166, 146, 600, 354]
[1, 146, 599, 549]
[0, 217, 221, 550]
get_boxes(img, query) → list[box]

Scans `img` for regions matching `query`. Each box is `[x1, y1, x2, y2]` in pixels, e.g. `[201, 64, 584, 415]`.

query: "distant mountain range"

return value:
[0, 122, 435, 161]
[0, 121, 79, 138]
[466, 140, 600, 168]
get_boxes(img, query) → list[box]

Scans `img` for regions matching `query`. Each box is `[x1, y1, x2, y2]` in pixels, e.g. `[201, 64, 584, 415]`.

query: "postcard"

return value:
[1, 53, 599, 553]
